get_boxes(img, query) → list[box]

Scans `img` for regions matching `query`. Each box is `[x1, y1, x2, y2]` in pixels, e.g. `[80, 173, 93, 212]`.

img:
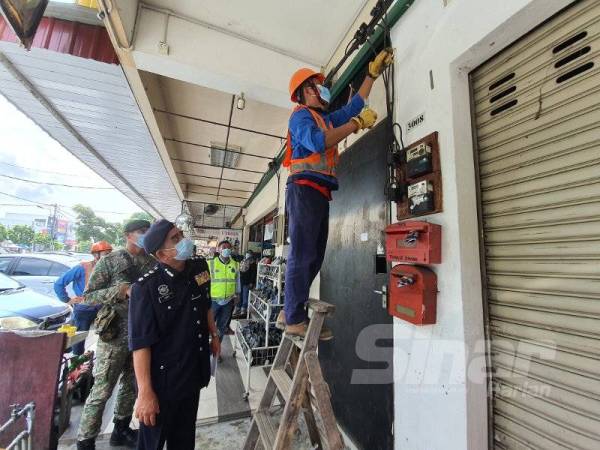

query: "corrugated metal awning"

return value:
[0, 16, 181, 219]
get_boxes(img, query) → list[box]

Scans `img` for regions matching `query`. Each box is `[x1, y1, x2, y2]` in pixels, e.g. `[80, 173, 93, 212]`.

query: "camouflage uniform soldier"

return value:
[77, 220, 155, 450]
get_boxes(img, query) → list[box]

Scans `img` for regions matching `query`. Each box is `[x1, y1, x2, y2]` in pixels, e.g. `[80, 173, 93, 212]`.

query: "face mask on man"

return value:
[164, 237, 194, 261]
[221, 248, 232, 258]
[317, 84, 331, 104]
[133, 232, 145, 248]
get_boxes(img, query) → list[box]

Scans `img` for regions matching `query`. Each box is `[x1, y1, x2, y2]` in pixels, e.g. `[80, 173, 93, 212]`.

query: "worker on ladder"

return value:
[279, 48, 394, 339]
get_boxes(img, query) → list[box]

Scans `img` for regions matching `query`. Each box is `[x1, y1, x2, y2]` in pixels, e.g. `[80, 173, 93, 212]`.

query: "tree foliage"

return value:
[127, 211, 154, 223]
[73, 204, 124, 247]
[76, 239, 93, 253]
[7, 225, 35, 247]
[33, 232, 53, 248]
[0, 223, 7, 241]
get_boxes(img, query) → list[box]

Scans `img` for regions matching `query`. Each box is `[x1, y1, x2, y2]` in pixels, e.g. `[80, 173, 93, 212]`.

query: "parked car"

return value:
[0, 253, 85, 298]
[0, 272, 72, 330]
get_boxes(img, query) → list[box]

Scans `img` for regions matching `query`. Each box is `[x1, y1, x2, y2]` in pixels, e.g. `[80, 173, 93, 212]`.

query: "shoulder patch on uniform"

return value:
[195, 271, 210, 286]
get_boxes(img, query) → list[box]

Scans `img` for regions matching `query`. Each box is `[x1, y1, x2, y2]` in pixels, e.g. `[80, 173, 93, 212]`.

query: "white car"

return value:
[0, 253, 86, 298]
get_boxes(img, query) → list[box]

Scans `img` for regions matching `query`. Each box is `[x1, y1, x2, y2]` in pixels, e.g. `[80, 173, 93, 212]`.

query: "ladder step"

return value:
[307, 298, 335, 313]
[286, 334, 305, 349]
[270, 368, 293, 400]
[254, 411, 277, 449]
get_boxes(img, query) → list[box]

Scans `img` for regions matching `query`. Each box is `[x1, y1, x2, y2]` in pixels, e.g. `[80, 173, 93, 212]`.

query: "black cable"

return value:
[0, 173, 115, 189]
[344, 38, 357, 56]
[366, 8, 405, 204]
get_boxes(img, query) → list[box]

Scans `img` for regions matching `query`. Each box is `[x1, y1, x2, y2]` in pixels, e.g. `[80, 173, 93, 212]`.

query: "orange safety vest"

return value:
[82, 261, 95, 289]
[283, 105, 339, 178]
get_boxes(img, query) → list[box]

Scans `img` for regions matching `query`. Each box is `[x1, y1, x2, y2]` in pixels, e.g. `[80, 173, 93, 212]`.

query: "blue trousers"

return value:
[284, 183, 329, 325]
[137, 390, 200, 450]
[241, 285, 251, 310]
[212, 300, 234, 342]
[71, 309, 97, 355]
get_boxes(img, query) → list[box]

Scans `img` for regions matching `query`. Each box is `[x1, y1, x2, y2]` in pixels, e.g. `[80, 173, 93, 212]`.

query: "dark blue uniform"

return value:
[128, 256, 212, 450]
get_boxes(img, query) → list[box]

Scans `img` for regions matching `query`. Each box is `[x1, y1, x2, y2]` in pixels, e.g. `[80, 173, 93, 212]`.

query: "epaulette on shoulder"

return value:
[137, 265, 159, 283]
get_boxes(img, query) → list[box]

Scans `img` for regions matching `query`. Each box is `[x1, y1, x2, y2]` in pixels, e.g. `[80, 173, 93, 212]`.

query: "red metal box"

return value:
[385, 221, 441, 264]
[388, 265, 437, 325]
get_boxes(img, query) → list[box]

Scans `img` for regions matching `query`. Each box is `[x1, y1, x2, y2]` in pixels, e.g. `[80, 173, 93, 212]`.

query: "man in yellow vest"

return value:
[280, 48, 394, 339]
[208, 240, 240, 356]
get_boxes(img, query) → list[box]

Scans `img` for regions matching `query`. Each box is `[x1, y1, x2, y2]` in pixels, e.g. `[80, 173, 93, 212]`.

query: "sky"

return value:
[0, 95, 143, 224]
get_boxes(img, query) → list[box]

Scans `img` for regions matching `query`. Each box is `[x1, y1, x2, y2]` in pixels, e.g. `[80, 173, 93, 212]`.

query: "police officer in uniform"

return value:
[129, 219, 220, 449]
[77, 220, 154, 450]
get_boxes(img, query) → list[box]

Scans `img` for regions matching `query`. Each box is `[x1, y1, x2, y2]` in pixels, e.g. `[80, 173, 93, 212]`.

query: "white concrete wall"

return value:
[244, 170, 286, 229]
[388, 1, 573, 449]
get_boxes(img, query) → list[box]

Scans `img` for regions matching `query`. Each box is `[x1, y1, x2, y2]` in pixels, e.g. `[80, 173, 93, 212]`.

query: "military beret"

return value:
[143, 219, 175, 254]
[124, 219, 151, 233]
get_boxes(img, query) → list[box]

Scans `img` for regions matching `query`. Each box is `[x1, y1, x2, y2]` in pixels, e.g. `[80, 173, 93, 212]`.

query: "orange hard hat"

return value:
[91, 241, 112, 253]
[289, 68, 325, 103]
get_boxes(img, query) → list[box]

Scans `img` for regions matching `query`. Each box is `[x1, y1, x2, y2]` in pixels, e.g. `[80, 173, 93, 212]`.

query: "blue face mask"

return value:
[134, 233, 145, 248]
[221, 248, 232, 258]
[317, 84, 331, 104]
[173, 237, 194, 260]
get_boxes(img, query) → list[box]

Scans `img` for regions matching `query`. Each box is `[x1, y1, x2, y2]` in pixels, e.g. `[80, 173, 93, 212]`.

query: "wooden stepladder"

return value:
[243, 300, 344, 450]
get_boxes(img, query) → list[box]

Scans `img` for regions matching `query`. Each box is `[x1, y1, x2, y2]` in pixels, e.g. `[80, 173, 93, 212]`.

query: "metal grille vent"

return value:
[552, 31, 587, 54]
[553, 29, 594, 85]
[556, 61, 594, 83]
[489, 72, 518, 116]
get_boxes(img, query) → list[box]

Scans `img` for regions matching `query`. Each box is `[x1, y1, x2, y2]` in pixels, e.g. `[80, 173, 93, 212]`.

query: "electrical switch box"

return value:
[388, 265, 437, 325]
[406, 143, 432, 178]
[385, 221, 441, 264]
[408, 180, 434, 215]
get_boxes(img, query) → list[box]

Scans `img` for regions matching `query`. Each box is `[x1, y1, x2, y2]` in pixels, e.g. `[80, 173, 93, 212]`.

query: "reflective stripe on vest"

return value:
[283, 105, 339, 177]
[208, 258, 238, 301]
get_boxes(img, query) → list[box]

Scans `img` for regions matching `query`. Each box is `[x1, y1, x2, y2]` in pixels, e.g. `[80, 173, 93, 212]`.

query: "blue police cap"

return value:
[143, 219, 175, 254]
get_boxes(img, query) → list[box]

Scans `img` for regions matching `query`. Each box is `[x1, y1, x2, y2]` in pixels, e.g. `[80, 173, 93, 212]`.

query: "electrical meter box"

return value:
[395, 132, 442, 220]
[406, 143, 432, 178]
[408, 180, 435, 215]
[388, 265, 437, 325]
[385, 221, 441, 264]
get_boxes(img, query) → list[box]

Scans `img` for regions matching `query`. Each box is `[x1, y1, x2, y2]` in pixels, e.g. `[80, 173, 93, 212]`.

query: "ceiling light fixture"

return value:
[0, 0, 49, 49]
[174, 200, 193, 231]
[210, 143, 242, 168]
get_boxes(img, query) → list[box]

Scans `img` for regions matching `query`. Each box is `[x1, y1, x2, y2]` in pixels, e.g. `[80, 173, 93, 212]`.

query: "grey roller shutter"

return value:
[471, 0, 600, 448]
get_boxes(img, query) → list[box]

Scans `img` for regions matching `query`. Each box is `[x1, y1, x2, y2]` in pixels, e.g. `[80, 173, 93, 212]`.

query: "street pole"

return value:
[50, 204, 58, 250]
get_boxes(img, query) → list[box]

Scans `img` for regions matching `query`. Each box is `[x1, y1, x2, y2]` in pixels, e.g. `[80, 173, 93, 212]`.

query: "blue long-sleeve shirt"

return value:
[288, 94, 365, 190]
[54, 264, 99, 313]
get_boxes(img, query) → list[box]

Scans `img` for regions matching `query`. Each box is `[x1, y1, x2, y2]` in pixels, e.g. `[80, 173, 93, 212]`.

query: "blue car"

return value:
[0, 271, 72, 330]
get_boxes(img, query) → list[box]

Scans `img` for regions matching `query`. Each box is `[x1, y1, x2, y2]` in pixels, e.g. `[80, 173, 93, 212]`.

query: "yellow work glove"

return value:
[368, 47, 394, 78]
[351, 107, 378, 133]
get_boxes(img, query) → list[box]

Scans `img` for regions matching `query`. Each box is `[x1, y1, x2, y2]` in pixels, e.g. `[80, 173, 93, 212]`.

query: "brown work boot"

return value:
[276, 310, 286, 330]
[285, 322, 333, 341]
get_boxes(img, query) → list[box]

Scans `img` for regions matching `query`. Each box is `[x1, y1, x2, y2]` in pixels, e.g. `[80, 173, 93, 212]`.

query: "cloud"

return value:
[0, 95, 142, 223]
